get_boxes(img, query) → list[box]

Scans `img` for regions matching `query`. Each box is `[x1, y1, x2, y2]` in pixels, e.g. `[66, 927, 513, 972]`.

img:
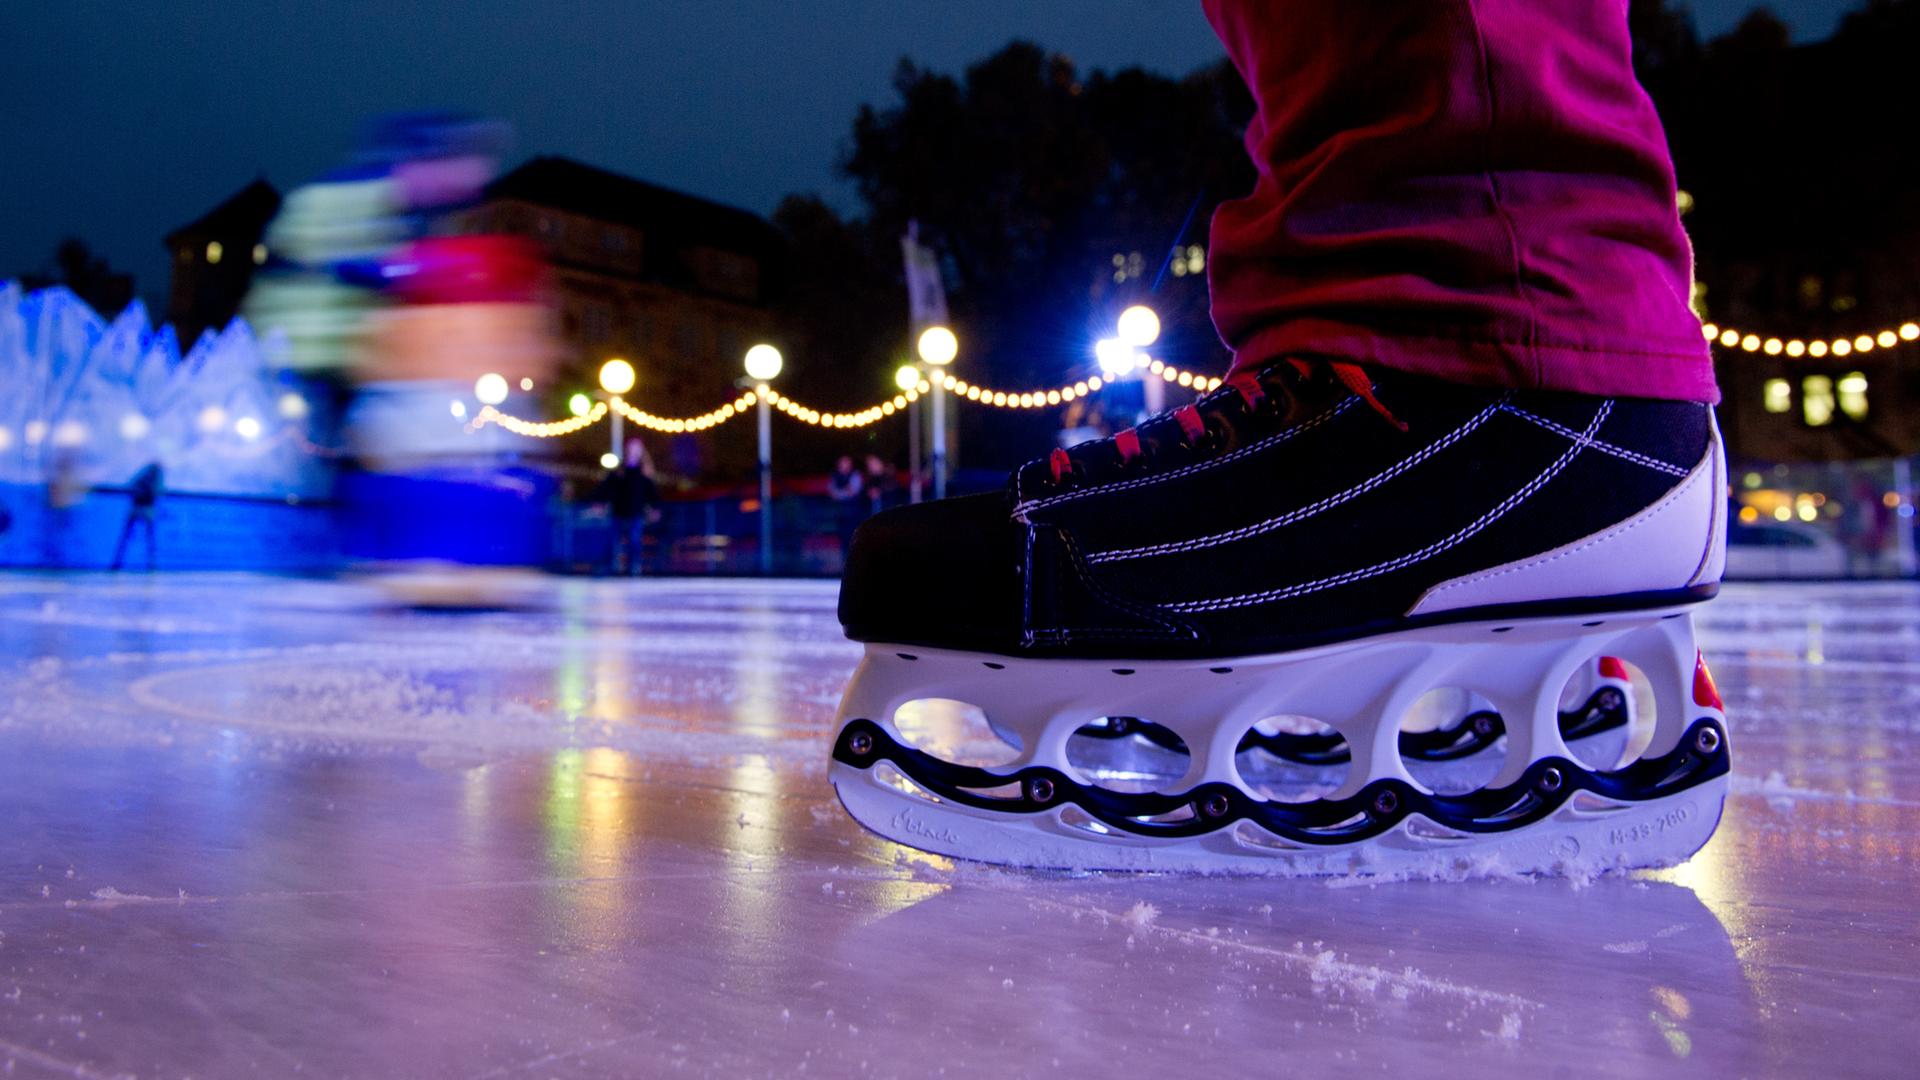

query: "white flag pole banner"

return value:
[901, 221, 953, 491]
[900, 221, 948, 330]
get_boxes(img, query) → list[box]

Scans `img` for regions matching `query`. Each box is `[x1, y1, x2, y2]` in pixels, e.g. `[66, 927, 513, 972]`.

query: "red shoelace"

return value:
[1047, 359, 1404, 486]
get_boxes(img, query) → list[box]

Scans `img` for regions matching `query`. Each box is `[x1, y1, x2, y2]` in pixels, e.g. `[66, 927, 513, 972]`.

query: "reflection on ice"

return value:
[0, 576, 1914, 1076]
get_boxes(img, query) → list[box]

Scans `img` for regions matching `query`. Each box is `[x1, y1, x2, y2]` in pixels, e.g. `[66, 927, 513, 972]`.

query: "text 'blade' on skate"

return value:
[830, 366, 1732, 877]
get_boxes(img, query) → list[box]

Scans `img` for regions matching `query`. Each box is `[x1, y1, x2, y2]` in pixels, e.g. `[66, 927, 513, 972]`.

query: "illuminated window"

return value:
[1762, 378, 1791, 413]
[205, 240, 224, 265]
[1801, 375, 1834, 426]
[1836, 371, 1868, 420]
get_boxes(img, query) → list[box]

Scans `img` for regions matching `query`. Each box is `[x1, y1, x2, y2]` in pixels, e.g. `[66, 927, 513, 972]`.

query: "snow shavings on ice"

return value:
[1731, 770, 1920, 811]
[1121, 901, 1159, 930]
[1037, 896, 1537, 1016]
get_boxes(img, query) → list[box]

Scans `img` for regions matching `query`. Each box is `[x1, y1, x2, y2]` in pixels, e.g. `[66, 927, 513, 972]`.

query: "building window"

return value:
[1762, 378, 1791, 413]
[1837, 371, 1868, 420]
[206, 241, 224, 265]
[1801, 375, 1834, 426]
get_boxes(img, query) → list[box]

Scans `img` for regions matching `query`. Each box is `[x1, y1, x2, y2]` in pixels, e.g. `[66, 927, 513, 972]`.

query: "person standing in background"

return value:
[110, 461, 163, 572]
[827, 455, 865, 564]
[862, 454, 896, 517]
[593, 437, 660, 576]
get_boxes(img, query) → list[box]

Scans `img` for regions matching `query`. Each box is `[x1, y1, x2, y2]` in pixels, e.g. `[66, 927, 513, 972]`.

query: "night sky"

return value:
[1, 1, 1854, 308]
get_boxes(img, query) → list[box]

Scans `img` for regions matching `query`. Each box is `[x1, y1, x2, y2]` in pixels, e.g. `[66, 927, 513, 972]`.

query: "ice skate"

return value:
[830, 363, 1728, 876]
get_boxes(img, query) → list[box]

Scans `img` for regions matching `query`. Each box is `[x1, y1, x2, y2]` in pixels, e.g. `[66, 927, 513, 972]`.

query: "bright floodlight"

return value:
[917, 325, 958, 366]
[1117, 304, 1161, 348]
[474, 372, 509, 405]
[599, 451, 619, 469]
[1094, 337, 1134, 377]
[234, 416, 262, 441]
[567, 392, 592, 417]
[599, 358, 636, 395]
[744, 343, 784, 381]
[277, 392, 309, 420]
[894, 364, 921, 391]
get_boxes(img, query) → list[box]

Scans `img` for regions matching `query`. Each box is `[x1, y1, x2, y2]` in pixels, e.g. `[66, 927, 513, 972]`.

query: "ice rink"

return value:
[0, 573, 1914, 1078]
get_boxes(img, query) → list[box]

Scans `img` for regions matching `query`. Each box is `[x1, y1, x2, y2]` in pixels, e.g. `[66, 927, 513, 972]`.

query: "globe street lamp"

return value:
[1117, 304, 1161, 348]
[474, 372, 509, 406]
[916, 326, 957, 498]
[1107, 305, 1165, 416]
[745, 344, 784, 573]
[599, 358, 636, 459]
[598, 358, 636, 394]
[895, 363, 923, 502]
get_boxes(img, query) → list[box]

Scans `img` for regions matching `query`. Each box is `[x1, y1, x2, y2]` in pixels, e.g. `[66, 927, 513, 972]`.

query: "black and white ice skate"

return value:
[831, 362, 1729, 876]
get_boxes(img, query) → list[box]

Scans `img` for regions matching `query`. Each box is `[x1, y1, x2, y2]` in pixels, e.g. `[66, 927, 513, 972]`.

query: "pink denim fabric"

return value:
[1202, 0, 1718, 403]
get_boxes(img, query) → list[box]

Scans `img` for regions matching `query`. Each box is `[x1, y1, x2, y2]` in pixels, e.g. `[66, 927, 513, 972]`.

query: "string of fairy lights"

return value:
[468, 302, 1913, 443]
[470, 353, 1225, 439]
[1701, 319, 1920, 358]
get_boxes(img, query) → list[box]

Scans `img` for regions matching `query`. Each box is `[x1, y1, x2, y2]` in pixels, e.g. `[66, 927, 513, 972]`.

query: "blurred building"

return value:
[453, 157, 785, 437]
[1715, 336, 1920, 463]
[163, 179, 281, 341]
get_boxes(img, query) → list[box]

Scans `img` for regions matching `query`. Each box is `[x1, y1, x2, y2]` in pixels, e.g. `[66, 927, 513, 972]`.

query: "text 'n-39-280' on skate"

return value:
[828, 362, 1729, 877]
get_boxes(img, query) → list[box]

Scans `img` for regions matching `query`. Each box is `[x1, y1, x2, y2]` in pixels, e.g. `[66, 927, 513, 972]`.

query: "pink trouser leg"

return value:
[1202, 0, 1717, 402]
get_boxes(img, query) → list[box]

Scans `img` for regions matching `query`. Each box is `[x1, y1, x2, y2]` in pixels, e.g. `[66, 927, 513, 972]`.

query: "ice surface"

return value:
[0, 574, 1916, 1076]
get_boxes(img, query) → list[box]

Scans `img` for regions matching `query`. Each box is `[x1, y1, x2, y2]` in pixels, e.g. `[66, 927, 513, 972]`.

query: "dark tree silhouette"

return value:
[776, 42, 1253, 472]
[19, 238, 136, 315]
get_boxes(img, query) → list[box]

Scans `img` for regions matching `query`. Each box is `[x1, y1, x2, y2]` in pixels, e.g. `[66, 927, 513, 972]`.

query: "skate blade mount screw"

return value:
[1695, 727, 1721, 755]
[1372, 790, 1399, 816]
[1200, 792, 1232, 819]
[1537, 766, 1564, 794]
[1471, 714, 1498, 737]
[1597, 688, 1625, 712]
[848, 731, 874, 757]
[1027, 777, 1055, 804]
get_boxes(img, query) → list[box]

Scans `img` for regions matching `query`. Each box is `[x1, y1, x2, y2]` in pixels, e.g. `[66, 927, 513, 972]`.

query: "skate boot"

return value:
[831, 361, 1729, 876]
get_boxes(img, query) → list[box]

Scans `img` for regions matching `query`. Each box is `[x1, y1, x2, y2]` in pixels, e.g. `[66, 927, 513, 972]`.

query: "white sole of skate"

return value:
[829, 602, 1728, 877]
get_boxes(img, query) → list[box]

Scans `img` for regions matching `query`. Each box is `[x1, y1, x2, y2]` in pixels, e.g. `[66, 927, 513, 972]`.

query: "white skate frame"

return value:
[830, 603, 1726, 877]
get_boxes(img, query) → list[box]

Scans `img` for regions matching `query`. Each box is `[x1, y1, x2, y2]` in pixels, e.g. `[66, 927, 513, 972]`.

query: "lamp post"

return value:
[916, 326, 957, 499]
[1116, 304, 1163, 416]
[895, 364, 923, 503]
[599, 358, 636, 460]
[743, 344, 784, 574]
